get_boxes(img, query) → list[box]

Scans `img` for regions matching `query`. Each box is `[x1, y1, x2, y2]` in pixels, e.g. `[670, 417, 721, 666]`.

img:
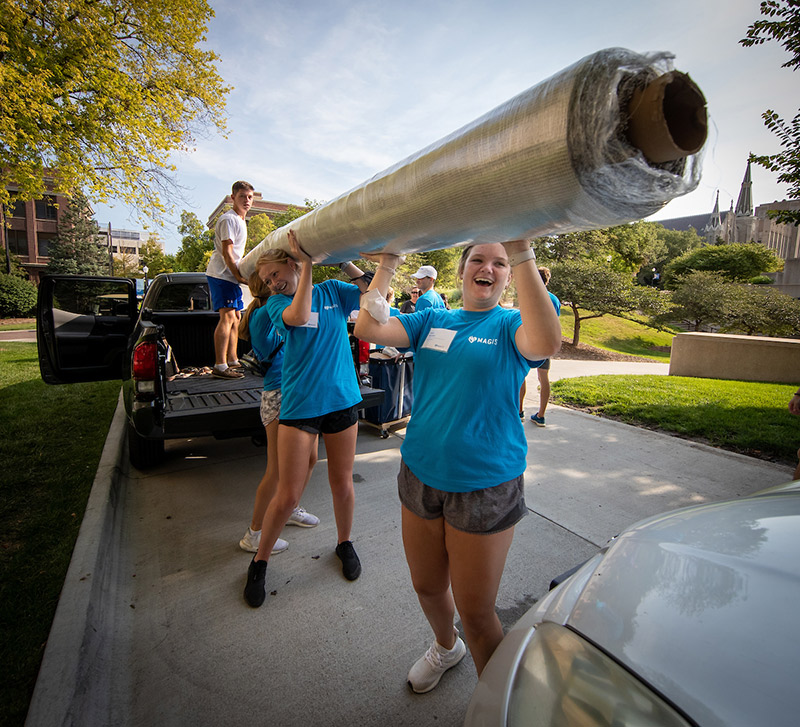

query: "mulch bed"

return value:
[554, 339, 662, 363]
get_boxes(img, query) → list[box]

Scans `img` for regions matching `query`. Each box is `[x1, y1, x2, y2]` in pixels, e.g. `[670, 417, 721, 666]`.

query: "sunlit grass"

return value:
[558, 308, 677, 361]
[553, 374, 799, 462]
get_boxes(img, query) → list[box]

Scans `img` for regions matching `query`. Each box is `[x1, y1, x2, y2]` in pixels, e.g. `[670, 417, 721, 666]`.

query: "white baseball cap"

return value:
[411, 265, 437, 280]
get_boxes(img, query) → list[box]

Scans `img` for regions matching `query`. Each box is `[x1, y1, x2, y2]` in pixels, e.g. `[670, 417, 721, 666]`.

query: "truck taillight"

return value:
[133, 341, 157, 380]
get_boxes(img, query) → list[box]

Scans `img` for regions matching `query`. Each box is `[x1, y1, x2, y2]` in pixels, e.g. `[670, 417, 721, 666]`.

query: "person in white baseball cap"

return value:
[411, 265, 445, 311]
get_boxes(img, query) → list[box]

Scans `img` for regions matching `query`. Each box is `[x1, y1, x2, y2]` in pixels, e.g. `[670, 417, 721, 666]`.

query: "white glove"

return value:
[360, 288, 390, 325]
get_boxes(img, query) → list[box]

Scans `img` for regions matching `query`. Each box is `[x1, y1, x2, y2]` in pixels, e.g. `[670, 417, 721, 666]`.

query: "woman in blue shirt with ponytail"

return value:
[243, 231, 370, 607]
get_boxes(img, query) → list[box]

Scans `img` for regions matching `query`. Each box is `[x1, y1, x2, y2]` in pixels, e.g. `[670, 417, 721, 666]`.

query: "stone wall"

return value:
[669, 332, 800, 384]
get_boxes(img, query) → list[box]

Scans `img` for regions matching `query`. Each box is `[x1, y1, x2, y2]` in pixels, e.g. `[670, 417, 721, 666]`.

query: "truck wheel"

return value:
[127, 421, 165, 470]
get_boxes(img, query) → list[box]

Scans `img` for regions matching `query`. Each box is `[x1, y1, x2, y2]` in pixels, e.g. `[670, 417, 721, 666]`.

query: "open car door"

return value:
[37, 275, 138, 384]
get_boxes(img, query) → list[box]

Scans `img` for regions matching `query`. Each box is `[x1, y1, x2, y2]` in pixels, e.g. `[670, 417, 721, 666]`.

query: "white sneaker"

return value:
[407, 634, 466, 693]
[286, 507, 320, 528]
[238, 528, 288, 555]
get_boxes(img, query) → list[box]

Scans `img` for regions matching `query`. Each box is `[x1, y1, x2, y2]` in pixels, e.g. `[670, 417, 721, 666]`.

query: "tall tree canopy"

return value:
[741, 0, 800, 224]
[0, 0, 229, 217]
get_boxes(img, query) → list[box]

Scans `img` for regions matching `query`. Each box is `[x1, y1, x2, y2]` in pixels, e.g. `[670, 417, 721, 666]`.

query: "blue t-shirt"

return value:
[398, 306, 530, 492]
[248, 305, 284, 392]
[548, 291, 561, 317]
[266, 279, 361, 419]
[415, 289, 445, 311]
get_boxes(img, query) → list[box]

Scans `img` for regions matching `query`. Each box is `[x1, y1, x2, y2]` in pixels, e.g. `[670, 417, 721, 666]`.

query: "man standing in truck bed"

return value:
[206, 181, 253, 379]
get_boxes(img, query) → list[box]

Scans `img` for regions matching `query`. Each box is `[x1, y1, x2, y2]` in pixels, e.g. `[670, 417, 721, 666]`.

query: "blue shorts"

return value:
[207, 276, 243, 311]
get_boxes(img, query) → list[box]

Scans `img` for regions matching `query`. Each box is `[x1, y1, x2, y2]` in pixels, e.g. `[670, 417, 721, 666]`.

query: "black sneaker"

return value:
[244, 556, 267, 607]
[335, 541, 362, 581]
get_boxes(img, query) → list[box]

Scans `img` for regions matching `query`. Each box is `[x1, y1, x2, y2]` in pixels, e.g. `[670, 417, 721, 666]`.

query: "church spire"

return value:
[703, 190, 723, 244]
[735, 160, 753, 217]
[709, 190, 721, 228]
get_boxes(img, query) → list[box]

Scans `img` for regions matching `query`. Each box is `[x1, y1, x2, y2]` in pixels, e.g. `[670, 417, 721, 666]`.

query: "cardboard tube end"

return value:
[627, 71, 707, 163]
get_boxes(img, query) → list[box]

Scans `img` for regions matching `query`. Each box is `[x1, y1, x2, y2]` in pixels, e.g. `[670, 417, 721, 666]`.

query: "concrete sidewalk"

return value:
[26, 361, 793, 726]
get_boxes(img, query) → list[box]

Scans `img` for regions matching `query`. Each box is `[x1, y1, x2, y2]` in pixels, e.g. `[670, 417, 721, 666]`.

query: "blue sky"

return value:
[93, 0, 800, 253]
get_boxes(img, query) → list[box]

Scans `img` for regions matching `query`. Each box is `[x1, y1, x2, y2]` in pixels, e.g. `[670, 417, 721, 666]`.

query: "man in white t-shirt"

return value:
[206, 180, 253, 379]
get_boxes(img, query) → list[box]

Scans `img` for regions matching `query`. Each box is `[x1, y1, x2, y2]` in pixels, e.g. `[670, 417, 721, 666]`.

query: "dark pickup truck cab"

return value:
[36, 272, 384, 469]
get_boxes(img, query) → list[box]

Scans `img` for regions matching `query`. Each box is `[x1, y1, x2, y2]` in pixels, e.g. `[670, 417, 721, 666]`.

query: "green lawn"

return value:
[0, 341, 120, 726]
[558, 308, 677, 361]
[553, 374, 799, 464]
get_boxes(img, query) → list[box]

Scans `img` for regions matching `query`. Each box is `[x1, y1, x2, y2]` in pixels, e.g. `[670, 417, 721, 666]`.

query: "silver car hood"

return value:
[559, 483, 800, 727]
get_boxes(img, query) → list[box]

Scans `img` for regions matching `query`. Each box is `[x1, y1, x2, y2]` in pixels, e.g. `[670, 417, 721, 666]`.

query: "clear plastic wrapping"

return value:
[240, 47, 706, 276]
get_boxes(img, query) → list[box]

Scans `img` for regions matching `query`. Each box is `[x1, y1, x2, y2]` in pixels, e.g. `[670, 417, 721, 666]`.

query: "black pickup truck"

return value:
[36, 272, 384, 469]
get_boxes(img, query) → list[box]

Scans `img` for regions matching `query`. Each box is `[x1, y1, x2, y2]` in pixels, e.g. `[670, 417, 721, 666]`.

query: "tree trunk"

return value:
[571, 303, 581, 346]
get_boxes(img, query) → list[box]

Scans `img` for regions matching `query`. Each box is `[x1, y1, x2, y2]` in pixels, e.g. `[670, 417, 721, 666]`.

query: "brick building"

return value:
[2, 184, 67, 283]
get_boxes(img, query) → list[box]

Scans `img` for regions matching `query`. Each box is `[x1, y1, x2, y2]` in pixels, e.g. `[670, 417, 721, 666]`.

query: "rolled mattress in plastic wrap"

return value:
[239, 47, 707, 276]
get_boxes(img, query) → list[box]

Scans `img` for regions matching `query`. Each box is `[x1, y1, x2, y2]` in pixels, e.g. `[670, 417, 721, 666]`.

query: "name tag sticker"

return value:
[301, 311, 319, 329]
[422, 327, 456, 353]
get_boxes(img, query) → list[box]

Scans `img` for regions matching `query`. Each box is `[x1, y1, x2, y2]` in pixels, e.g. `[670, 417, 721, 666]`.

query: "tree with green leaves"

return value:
[113, 251, 140, 278]
[722, 284, 800, 337]
[533, 229, 610, 263]
[604, 222, 666, 275]
[664, 242, 783, 286]
[0, 0, 229, 220]
[741, 0, 800, 225]
[548, 258, 668, 345]
[139, 237, 175, 277]
[0, 272, 36, 317]
[246, 214, 276, 254]
[655, 271, 730, 331]
[174, 211, 213, 272]
[638, 226, 705, 285]
[45, 190, 109, 275]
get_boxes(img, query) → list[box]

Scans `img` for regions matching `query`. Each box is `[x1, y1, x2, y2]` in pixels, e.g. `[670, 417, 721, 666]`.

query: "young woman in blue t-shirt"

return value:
[243, 231, 370, 607]
[354, 240, 561, 692]
[236, 269, 321, 560]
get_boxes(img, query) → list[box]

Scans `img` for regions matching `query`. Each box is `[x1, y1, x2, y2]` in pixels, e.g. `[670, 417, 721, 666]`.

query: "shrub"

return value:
[0, 274, 37, 317]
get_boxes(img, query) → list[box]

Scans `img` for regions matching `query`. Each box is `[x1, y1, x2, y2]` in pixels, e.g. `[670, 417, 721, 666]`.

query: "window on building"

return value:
[35, 194, 58, 220]
[5, 192, 26, 218]
[7, 228, 29, 256]
[37, 232, 57, 256]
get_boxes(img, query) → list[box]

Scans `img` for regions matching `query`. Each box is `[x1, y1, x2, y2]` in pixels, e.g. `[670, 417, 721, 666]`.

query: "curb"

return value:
[25, 392, 127, 727]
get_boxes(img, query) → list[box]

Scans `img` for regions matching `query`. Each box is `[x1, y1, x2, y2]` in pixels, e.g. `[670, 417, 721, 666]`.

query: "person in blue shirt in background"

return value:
[354, 240, 561, 692]
[243, 231, 371, 608]
[411, 265, 445, 312]
[237, 270, 321, 560]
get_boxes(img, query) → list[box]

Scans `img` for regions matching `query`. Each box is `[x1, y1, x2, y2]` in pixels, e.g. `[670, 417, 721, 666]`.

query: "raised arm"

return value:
[339, 261, 371, 293]
[353, 253, 411, 348]
[281, 230, 314, 327]
[504, 241, 562, 361]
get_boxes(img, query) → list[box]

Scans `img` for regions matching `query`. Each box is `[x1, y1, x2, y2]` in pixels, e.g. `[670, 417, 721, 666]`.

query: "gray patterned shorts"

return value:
[397, 459, 527, 534]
